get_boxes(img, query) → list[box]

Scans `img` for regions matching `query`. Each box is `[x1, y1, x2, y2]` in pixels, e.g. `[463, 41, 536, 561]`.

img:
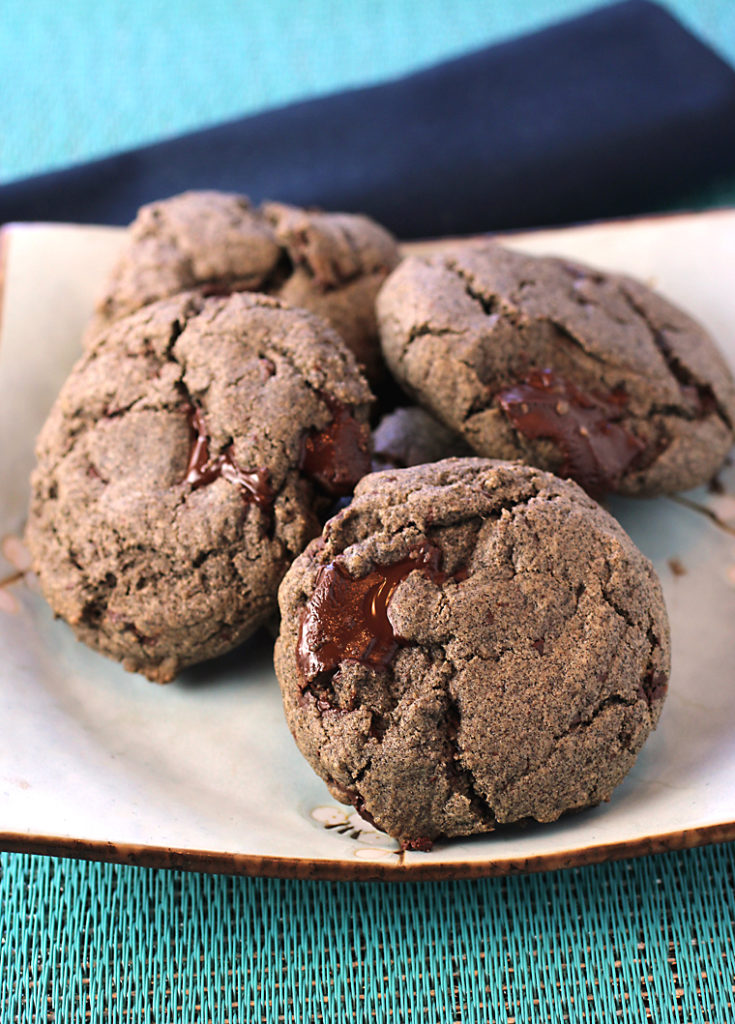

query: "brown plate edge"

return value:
[2, 821, 735, 882]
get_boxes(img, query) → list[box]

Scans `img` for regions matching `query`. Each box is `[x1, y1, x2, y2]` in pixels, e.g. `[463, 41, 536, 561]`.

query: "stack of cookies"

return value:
[26, 191, 735, 849]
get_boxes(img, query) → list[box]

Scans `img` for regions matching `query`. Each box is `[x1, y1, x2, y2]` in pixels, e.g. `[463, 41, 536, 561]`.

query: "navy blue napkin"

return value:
[1, 0, 734, 237]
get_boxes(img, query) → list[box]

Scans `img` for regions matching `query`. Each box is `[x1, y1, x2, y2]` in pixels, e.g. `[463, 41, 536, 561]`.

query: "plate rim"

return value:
[3, 820, 735, 881]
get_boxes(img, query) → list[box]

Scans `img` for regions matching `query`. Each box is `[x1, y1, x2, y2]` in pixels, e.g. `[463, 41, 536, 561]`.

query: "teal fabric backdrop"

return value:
[2, 2, 735, 1020]
[2, 0, 735, 193]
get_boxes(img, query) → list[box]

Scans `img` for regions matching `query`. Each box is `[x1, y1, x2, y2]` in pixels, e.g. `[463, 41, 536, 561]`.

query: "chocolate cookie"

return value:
[377, 242, 735, 496]
[275, 459, 670, 848]
[28, 291, 373, 682]
[372, 406, 472, 470]
[89, 190, 400, 382]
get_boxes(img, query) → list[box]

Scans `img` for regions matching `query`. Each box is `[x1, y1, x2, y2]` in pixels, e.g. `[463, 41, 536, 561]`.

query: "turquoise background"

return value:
[2, 1, 735, 1020]
[1, 0, 735, 188]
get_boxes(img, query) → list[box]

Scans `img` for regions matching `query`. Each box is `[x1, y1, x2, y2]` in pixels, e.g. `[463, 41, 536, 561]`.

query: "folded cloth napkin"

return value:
[1, 0, 734, 238]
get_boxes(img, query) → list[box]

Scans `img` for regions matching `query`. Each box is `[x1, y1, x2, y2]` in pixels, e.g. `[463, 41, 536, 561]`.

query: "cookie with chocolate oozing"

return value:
[377, 242, 735, 496]
[87, 190, 400, 383]
[27, 291, 373, 682]
[372, 406, 472, 470]
[274, 458, 670, 849]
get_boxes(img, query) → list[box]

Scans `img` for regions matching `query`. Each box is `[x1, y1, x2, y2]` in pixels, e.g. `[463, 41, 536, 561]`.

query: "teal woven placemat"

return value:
[2, 845, 735, 1021]
[2, 1, 735, 1019]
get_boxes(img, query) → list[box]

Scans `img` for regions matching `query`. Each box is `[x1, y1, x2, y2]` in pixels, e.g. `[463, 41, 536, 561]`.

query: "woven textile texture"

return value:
[2, 845, 735, 1022]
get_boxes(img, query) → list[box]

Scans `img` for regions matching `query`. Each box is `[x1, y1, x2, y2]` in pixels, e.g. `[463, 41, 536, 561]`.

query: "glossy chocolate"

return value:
[184, 406, 273, 510]
[497, 368, 645, 494]
[640, 668, 668, 707]
[401, 836, 434, 852]
[300, 395, 371, 497]
[297, 540, 451, 683]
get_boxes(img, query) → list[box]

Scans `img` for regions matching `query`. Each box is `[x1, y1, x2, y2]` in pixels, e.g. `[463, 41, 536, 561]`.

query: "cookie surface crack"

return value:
[620, 285, 732, 429]
[446, 259, 501, 318]
[443, 690, 497, 828]
[546, 317, 620, 371]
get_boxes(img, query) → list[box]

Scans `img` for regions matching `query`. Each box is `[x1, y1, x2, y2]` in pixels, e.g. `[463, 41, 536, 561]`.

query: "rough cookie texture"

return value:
[275, 459, 670, 847]
[377, 242, 735, 496]
[28, 291, 373, 682]
[89, 191, 400, 381]
[372, 406, 472, 470]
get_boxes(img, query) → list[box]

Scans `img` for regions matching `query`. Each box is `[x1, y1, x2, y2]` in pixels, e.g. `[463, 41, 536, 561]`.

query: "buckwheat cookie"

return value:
[372, 406, 472, 470]
[27, 291, 373, 682]
[275, 458, 670, 848]
[377, 242, 735, 496]
[88, 190, 400, 382]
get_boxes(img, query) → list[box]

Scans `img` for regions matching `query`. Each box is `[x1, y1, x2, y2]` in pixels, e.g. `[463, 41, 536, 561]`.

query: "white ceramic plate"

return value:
[1, 212, 734, 880]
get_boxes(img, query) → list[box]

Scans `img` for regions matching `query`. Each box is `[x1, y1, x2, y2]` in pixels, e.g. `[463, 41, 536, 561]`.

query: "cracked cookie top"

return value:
[274, 458, 670, 847]
[27, 291, 373, 682]
[377, 242, 735, 496]
[88, 190, 400, 382]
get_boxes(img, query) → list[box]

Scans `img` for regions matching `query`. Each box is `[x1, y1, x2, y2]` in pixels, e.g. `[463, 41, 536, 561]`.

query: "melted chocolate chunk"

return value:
[639, 669, 668, 707]
[297, 539, 451, 684]
[497, 368, 645, 495]
[401, 836, 434, 852]
[300, 395, 371, 497]
[353, 794, 382, 831]
[184, 406, 273, 510]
